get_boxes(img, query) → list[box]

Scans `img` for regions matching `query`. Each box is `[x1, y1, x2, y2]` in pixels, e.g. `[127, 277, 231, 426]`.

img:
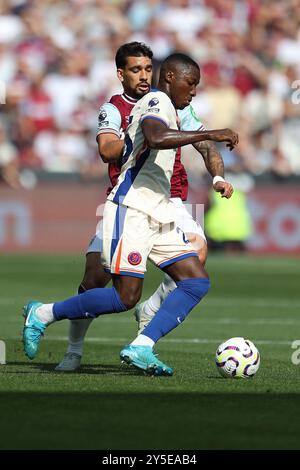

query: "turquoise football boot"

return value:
[120, 344, 173, 376]
[22, 301, 46, 360]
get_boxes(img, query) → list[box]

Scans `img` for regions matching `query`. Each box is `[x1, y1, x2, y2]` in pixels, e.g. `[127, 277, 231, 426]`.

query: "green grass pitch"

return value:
[0, 253, 300, 449]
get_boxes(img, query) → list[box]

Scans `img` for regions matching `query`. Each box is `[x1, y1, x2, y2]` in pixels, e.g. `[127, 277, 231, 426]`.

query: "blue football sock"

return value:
[141, 277, 210, 343]
[53, 287, 127, 321]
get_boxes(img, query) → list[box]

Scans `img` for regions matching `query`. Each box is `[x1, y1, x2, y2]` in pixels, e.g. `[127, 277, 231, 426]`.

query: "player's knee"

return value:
[118, 286, 142, 309]
[122, 292, 141, 309]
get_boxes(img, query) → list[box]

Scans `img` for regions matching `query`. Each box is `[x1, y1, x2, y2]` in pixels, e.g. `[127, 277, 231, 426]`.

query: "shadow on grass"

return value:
[1, 361, 142, 376]
[0, 392, 300, 450]
[3, 361, 226, 379]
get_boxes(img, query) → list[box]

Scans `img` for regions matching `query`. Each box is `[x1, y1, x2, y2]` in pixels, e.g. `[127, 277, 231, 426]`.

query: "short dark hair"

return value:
[160, 53, 200, 75]
[115, 42, 153, 69]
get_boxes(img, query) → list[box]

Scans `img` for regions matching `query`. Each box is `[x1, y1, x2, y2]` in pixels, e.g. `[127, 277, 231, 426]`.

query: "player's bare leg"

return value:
[135, 233, 208, 333]
[55, 252, 111, 371]
[164, 254, 208, 281]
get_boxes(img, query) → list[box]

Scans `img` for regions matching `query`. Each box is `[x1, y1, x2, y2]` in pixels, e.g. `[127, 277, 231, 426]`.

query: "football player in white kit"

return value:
[55, 44, 233, 372]
[23, 53, 238, 376]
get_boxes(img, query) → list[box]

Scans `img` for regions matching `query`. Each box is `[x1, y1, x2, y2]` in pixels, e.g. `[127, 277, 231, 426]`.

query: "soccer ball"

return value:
[215, 337, 260, 378]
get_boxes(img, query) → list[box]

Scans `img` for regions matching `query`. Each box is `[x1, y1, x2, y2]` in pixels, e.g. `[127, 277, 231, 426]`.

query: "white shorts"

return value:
[100, 200, 198, 278]
[170, 197, 206, 242]
[86, 198, 206, 255]
[86, 220, 104, 254]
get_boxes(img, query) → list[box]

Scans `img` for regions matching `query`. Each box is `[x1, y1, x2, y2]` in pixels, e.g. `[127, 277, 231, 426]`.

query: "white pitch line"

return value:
[1, 298, 299, 308]
[6, 309, 300, 328]
[96, 317, 300, 326]
[38, 336, 293, 346]
[199, 318, 300, 325]
[206, 298, 300, 308]
[4, 317, 300, 326]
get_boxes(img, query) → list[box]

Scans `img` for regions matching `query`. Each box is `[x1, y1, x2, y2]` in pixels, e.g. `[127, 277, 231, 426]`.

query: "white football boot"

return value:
[55, 352, 81, 372]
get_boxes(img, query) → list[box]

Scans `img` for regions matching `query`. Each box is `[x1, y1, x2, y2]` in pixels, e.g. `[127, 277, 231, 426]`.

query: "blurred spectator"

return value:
[0, 0, 299, 183]
[19, 72, 54, 132]
[0, 121, 20, 188]
[43, 52, 91, 128]
[33, 126, 90, 173]
[193, 61, 242, 129]
[0, 0, 25, 44]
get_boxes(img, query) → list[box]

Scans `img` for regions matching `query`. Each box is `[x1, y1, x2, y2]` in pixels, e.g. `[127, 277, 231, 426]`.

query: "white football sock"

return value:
[131, 334, 155, 348]
[36, 304, 55, 324]
[67, 318, 93, 355]
[144, 273, 177, 316]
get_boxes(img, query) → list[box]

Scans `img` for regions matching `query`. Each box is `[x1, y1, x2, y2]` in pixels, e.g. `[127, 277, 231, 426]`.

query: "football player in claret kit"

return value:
[23, 53, 238, 376]
[55, 43, 233, 372]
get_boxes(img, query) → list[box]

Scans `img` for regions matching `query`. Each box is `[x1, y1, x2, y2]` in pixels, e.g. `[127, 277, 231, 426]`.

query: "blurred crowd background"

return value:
[1, 0, 300, 190]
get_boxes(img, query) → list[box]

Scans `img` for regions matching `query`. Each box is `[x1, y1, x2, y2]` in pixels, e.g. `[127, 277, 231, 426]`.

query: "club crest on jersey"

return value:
[98, 109, 107, 121]
[148, 97, 159, 107]
[128, 252, 142, 266]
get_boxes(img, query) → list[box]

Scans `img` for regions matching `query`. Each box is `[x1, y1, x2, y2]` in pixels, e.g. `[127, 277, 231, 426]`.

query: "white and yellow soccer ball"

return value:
[215, 337, 260, 378]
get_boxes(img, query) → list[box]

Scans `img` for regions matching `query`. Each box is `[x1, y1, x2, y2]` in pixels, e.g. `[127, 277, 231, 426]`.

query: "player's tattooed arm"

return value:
[193, 141, 234, 199]
[193, 141, 224, 177]
[97, 133, 124, 163]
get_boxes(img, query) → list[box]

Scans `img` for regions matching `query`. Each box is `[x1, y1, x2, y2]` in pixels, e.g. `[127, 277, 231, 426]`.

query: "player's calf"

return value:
[123, 277, 210, 375]
[140, 277, 210, 342]
[22, 287, 130, 361]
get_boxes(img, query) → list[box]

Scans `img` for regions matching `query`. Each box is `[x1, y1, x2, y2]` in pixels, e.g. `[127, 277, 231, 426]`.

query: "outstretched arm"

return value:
[193, 140, 233, 199]
[141, 119, 239, 151]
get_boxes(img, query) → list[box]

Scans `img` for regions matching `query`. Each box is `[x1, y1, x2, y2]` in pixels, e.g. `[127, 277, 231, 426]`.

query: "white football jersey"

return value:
[107, 91, 179, 223]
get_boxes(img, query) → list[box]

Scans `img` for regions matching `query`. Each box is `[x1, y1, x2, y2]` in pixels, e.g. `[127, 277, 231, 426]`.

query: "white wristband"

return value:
[213, 176, 225, 185]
